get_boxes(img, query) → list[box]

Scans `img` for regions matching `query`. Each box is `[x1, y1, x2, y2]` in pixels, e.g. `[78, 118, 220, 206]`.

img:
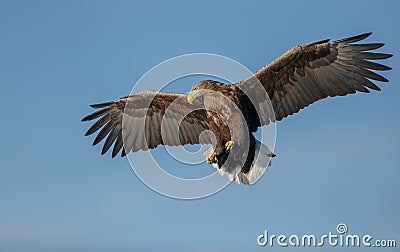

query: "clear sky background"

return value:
[0, 0, 399, 251]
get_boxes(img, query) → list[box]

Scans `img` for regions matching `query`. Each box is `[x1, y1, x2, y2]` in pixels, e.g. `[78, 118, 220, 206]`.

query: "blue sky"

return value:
[0, 0, 399, 251]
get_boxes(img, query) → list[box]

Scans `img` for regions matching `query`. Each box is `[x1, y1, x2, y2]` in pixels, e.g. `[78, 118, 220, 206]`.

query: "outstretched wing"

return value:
[243, 32, 392, 123]
[82, 91, 212, 157]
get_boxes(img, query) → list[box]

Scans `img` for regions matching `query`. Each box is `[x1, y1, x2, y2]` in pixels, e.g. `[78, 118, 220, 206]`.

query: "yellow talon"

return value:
[225, 141, 234, 152]
[206, 152, 218, 164]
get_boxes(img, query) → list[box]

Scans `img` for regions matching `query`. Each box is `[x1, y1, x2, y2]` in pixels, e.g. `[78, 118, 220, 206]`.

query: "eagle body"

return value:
[82, 33, 392, 184]
[188, 80, 263, 181]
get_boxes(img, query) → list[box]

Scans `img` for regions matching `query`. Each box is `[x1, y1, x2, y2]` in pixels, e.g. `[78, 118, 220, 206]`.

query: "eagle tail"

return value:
[234, 140, 275, 184]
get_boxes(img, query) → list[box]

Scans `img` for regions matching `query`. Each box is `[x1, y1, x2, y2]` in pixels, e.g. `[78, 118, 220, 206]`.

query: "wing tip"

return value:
[337, 32, 373, 43]
[362, 32, 373, 38]
[92, 134, 104, 146]
[81, 114, 92, 122]
[355, 32, 373, 40]
[90, 102, 112, 109]
[381, 77, 390, 82]
[101, 147, 108, 156]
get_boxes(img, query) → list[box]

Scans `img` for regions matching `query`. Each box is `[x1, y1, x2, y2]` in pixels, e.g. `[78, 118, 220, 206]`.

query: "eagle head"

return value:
[187, 80, 219, 104]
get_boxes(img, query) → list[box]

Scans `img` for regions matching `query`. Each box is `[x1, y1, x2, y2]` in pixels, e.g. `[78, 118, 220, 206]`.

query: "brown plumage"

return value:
[244, 32, 392, 123]
[82, 32, 392, 184]
[82, 91, 212, 157]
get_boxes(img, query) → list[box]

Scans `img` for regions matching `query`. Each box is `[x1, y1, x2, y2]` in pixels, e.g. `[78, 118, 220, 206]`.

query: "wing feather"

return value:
[85, 114, 111, 136]
[82, 91, 210, 157]
[102, 123, 121, 155]
[93, 120, 116, 146]
[112, 132, 123, 158]
[242, 33, 392, 122]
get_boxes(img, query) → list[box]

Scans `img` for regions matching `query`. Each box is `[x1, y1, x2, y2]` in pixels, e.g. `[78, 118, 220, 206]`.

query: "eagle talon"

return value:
[206, 152, 218, 164]
[225, 141, 234, 152]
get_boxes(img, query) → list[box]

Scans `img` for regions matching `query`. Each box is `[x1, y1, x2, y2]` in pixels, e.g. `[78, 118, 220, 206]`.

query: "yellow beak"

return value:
[187, 90, 198, 104]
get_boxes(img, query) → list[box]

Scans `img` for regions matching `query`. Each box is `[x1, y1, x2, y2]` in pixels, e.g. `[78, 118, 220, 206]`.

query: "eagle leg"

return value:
[225, 141, 234, 152]
[206, 152, 218, 164]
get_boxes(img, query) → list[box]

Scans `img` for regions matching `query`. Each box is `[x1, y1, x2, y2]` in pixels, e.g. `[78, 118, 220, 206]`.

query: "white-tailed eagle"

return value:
[82, 33, 392, 184]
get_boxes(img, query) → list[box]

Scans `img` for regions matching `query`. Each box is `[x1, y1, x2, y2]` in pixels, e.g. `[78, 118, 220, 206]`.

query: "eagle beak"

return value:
[187, 90, 198, 104]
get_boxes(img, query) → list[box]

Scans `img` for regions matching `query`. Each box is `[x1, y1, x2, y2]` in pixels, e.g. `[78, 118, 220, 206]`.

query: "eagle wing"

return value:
[242, 32, 392, 123]
[82, 91, 211, 157]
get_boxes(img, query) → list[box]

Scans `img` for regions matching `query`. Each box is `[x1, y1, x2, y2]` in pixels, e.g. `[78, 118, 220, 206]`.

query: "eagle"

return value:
[82, 33, 392, 184]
